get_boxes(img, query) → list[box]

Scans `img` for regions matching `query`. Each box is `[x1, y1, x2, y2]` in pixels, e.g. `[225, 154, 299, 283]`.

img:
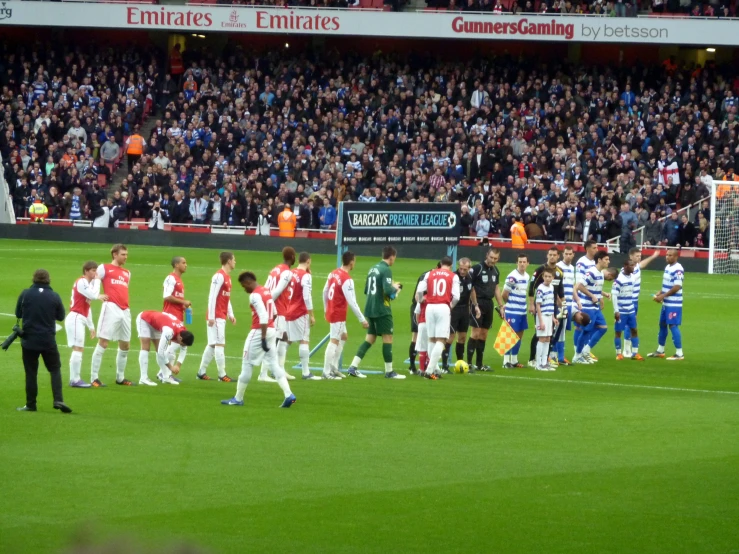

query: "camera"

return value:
[1, 324, 23, 351]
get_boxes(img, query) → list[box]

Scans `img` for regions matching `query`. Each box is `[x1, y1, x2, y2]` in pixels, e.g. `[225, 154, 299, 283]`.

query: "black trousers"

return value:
[22, 345, 64, 408]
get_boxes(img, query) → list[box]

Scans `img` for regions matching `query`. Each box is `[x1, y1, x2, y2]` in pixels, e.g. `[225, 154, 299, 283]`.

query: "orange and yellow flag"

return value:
[493, 319, 520, 356]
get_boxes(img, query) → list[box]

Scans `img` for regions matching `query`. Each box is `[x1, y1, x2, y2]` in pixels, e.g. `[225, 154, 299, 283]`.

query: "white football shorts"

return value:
[206, 318, 226, 345]
[65, 312, 89, 348]
[329, 321, 347, 341]
[425, 304, 451, 339]
[243, 328, 285, 379]
[287, 314, 310, 343]
[136, 312, 161, 340]
[536, 317, 554, 337]
[97, 302, 131, 342]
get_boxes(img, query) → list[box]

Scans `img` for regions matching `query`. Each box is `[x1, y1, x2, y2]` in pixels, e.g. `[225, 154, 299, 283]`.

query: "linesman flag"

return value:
[493, 319, 520, 356]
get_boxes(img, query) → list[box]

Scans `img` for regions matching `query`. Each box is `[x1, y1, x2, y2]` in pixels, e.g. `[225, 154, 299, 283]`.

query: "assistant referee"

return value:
[527, 247, 565, 366]
[14, 269, 72, 413]
[467, 248, 505, 371]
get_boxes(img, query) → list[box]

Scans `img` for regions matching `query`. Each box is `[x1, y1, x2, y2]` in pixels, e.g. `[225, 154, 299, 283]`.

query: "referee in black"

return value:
[527, 247, 565, 367]
[467, 248, 506, 371]
[14, 269, 72, 413]
[443, 257, 480, 372]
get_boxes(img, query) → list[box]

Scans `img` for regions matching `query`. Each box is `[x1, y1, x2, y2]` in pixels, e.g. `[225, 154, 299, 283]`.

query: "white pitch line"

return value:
[481, 373, 739, 396]
[0, 325, 737, 397]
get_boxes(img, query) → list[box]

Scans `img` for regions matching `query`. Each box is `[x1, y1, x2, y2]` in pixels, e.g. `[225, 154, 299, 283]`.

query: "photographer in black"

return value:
[13, 269, 72, 413]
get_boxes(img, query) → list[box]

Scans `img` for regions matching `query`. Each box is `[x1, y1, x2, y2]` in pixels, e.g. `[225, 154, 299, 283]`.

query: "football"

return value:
[454, 360, 469, 374]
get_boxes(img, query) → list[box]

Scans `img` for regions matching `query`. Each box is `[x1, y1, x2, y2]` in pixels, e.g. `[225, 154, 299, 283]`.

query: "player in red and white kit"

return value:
[258, 246, 297, 383]
[285, 251, 320, 380]
[413, 269, 433, 376]
[322, 251, 369, 379]
[197, 252, 237, 382]
[65, 261, 108, 388]
[421, 256, 460, 379]
[162, 256, 192, 378]
[90, 244, 134, 387]
[135, 311, 194, 386]
[221, 272, 296, 408]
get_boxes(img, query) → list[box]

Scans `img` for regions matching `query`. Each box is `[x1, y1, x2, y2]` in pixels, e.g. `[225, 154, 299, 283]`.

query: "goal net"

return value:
[708, 178, 739, 275]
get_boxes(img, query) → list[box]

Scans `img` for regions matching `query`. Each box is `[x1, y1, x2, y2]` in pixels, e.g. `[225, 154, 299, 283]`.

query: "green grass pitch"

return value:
[1, 238, 739, 554]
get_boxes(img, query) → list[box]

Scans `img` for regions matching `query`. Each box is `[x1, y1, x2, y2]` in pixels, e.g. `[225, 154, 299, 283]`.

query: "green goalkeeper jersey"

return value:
[363, 260, 396, 318]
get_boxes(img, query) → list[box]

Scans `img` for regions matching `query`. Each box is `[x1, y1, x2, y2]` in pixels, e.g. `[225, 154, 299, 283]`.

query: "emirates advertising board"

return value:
[0, 1, 737, 45]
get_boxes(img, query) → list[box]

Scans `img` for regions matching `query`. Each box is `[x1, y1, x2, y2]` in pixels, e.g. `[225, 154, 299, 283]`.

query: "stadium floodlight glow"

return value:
[706, 48, 716, 52]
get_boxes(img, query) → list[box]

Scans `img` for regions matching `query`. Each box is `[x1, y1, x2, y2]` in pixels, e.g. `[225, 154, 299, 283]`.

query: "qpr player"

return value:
[90, 244, 134, 387]
[322, 251, 369, 380]
[135, 311, 194, 386]
[221, 272, 296, 408]
[65, 261, 107, 388]
[197, 252, 237, 382]
[649, 249, 685, 361]
[258, 247, 297, 383]
[419, 257, 460, 379]
[162, 256, 192, 377]
[612, 258, 644, 361]
[501, 254, 530, 369]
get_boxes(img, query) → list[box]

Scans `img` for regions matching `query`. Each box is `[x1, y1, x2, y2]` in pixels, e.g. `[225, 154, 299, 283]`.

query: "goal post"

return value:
[296, 202, 462, 374]
[707, 178, 739, 275]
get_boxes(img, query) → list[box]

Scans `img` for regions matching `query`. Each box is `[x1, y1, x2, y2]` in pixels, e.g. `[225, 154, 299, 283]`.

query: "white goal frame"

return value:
[707, 178, 739, 275]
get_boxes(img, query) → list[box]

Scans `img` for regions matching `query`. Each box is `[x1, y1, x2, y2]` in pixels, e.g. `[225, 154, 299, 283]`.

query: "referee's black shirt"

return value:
[469, 262, 500, 301]
[528, 264, 565, 301]
[454, 270, 474, 309]
[14, 283, 65, 350]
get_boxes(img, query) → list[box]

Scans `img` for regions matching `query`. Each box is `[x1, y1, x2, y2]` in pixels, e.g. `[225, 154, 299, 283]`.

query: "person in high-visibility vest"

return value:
[29, 199, 49, 223]
[511, 217, 528, 249]
[124, 125, 146, 172]
[170, 44, 184, 82]
[278, 205, 297, 238]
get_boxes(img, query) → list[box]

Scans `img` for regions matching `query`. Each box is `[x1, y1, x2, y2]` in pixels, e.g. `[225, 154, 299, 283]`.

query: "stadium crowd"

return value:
[1, 42, 738, 251]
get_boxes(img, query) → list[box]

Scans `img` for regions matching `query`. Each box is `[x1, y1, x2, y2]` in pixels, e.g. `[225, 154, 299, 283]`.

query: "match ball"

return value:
[454, 360, 469, 374]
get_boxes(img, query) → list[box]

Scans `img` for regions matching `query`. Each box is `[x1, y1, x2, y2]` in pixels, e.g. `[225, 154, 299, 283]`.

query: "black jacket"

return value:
[15, 282, 65, 350]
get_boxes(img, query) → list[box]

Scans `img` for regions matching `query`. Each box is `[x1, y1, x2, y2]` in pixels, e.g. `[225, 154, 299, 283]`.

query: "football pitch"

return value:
[1, 238, 738, 554]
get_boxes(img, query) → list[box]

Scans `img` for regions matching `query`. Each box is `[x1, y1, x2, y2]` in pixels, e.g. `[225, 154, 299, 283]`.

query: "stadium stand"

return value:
[1, 41, 737, 250]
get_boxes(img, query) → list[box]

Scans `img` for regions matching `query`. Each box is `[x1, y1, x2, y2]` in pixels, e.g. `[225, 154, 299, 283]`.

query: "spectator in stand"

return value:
[563, 212, 582, 243]
[189, 191, 208, 225]
[475, 211, 491, 238]
[662, 212, 681, 246]
[678, 214, 696, 247]
[619, 203, 638, 253]
[100, 136, 120, 170]
[644, 212, 663, 246]
[319, 198, 337, 230]
[257, 206, 272, 236]
[148, 201, 167, 231]
[460, 204, 473, 237]
[170, 191, 190, 224]
[581, 210, 596, 243]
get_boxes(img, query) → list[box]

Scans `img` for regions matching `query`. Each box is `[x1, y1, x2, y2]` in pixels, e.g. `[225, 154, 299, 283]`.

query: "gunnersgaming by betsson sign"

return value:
[340, 203, 461, 245]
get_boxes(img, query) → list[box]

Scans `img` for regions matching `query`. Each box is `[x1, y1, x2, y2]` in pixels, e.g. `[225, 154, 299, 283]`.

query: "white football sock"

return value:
[69, 351, 82, 382]
[116, 349, 128, 381]
[199, 345, 214, 375]
[235, 361, 252, 402]
[656, 345, 665, 353]
[427, 341, 444, 375]
[299, 343, 310, 377]
[351, 356, 362, 369]
[91, 345, 105, 381]
[384, 362, 393, 373]
[334, 340, 346, 372]
[676, 348, 683, 356]
[324, 341, 337, 375]
[139, 351, 149, 380]
[504, 354, 510, 364]
[214, 346, 226, 377]
[268, 354, 293, 397]
[277, 340, 288, 370]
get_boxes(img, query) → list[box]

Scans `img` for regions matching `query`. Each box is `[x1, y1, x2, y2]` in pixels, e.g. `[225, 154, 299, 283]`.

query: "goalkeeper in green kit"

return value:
[347, 246, 406, 379]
